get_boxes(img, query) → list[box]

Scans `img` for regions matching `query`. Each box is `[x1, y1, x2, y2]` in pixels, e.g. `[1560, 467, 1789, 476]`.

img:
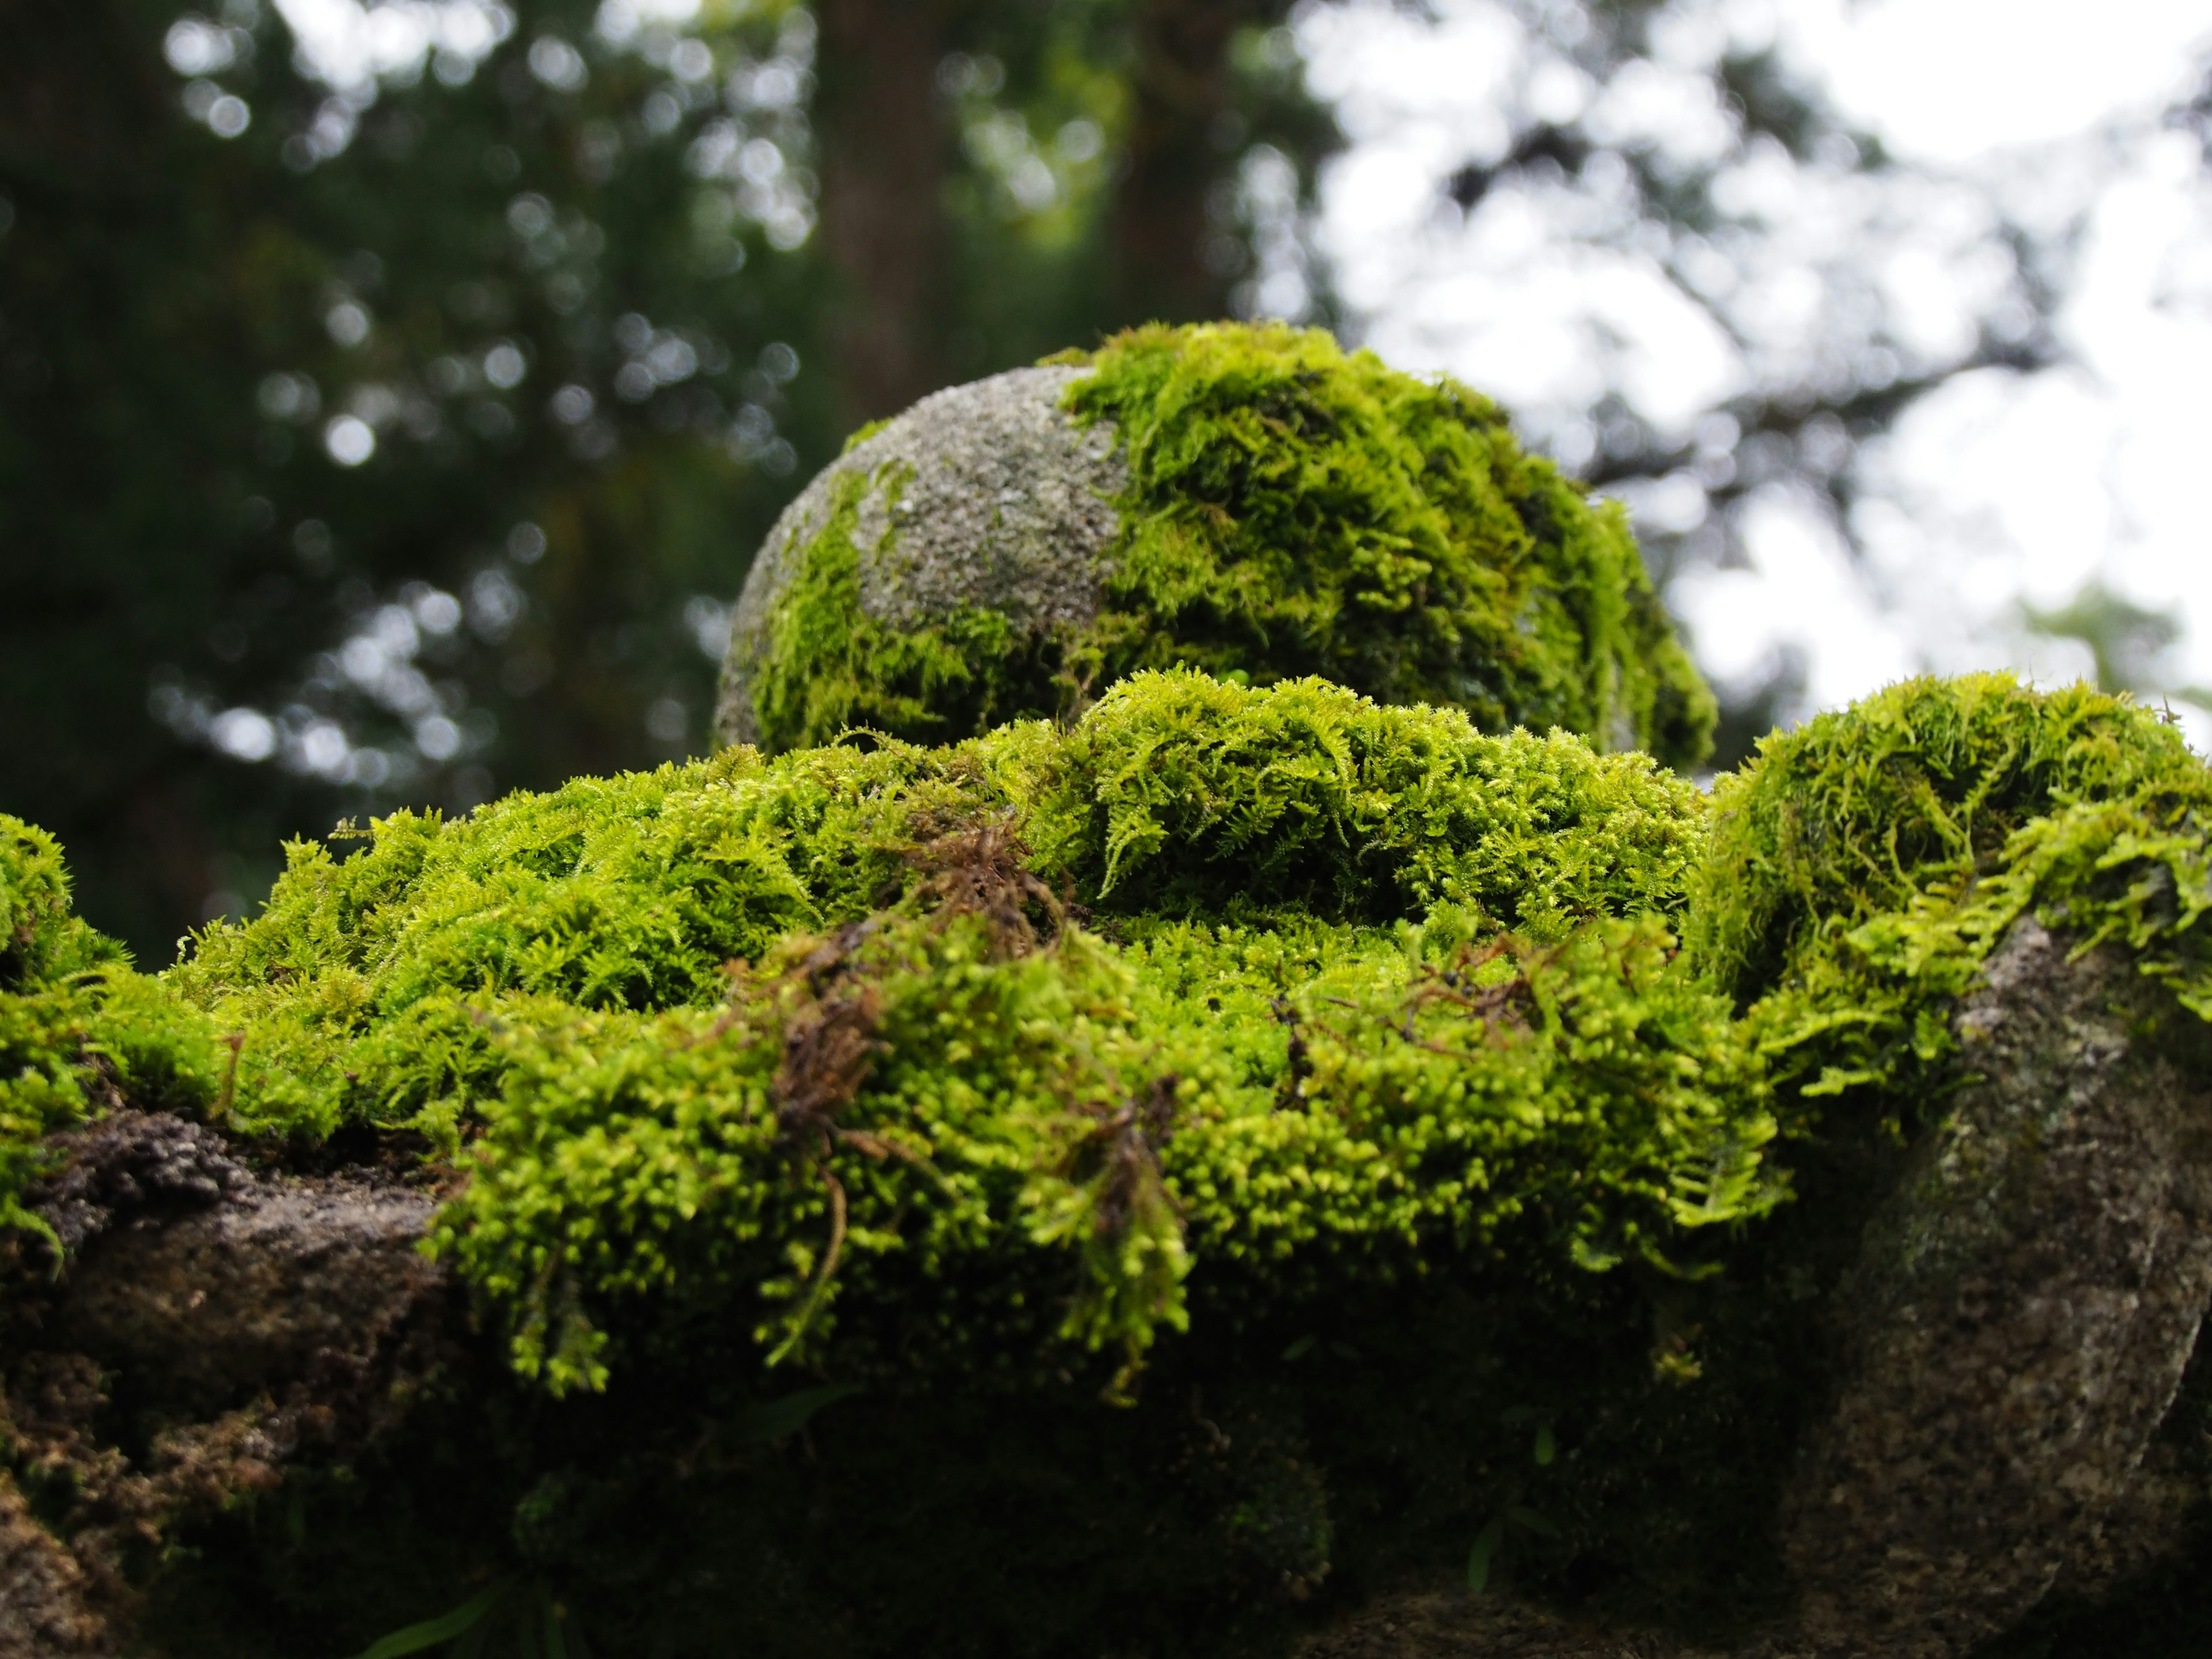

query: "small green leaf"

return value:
[1532, 1424, 1555, 1466]
[1281, 1333, 1319, 1362]
[1465, 1516, 1506, 1594]
[351, 1583, 508, 1659]
[736, 1381, 863, 1443]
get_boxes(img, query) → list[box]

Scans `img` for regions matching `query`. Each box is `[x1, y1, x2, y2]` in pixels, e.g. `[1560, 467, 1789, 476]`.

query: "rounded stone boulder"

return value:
[715, 322, 1717, 768]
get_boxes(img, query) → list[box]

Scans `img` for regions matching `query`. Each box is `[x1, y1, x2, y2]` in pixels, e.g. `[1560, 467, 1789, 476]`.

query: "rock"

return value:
[0, 1475, 108, 1658]
[716, 364, 1124, 748]
[1279, 916, 2212, 1659]
[1778, 916, 2212, 1656]
[0, 1113, 461, 1651]
[714, 323, 1717, 766]
[32, 1112, 452, 1422]
[52, 1171, 446, 1419]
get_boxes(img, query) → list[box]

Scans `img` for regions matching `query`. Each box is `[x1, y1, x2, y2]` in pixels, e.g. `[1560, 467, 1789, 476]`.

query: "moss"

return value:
[20, 671, 2212, 1656]
[748, 464, 1069, 751]
[1057, 323, 1715, 769]
[747, 323, 1715, 766]
[1688, 672, 2212, 1126]
[143, 671, 1732, 1393]
[0, 817, 226, 1238]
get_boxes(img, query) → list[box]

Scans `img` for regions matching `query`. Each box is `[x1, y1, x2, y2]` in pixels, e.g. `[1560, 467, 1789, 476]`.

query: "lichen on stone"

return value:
[718, 323, 1717, 768]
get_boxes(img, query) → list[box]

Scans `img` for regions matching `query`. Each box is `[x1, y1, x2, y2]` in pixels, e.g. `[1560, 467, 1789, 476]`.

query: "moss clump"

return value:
[17, 669, 2212, 1658]
[0, 817, 225, 1237]
[1057, 323, 1714, 768]
[156, 671, 1732, 1393]
[1688, 672, 2212, 1125]
[742, 323, 1715, 767]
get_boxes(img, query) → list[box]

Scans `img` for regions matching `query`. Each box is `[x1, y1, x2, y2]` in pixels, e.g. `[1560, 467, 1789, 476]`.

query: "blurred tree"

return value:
[1, 0, 2106, 958]
[2025, 579, 2212, 714]
[1305, 0, 2084, 768]
[0, 0, 1332, 960]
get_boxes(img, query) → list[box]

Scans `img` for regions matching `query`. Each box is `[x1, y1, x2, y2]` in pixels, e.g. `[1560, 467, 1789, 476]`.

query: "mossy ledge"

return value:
[3, 671, 2212, 1656]
[718, 322, 1717, 768]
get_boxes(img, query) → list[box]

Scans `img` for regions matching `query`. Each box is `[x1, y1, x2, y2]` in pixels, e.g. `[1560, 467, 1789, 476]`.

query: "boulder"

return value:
[715, 323, 1717, 767]
[1777, 916, 2212, 1655]
[717, 363, 1123, 749]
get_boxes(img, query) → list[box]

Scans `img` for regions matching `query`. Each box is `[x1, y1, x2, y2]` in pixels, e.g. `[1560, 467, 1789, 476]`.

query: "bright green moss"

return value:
[0, 815, 227, 1236]
[20, 671, 2209, 1415]
[137, 672, 1732, 1393]
[748, 465, 1065, 751]
[1688, 673, 2212, 1122]
[1, 816, 124, 991]
[1056, 323, 1716, 768]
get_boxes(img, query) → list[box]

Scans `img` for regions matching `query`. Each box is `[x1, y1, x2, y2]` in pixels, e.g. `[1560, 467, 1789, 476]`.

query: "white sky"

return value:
[1308, 0, 2212, 744]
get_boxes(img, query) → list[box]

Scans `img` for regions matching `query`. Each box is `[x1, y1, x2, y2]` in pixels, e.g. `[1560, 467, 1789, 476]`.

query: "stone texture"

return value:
[1774, 916, 2212, 1656]
[33, 1112, 451, 1421]
[1297, 1589, 1717, 1659]
[716, 364, 1126, 746]
[0, 1113, 460, 1650]
[0, 1475, 108, 1658]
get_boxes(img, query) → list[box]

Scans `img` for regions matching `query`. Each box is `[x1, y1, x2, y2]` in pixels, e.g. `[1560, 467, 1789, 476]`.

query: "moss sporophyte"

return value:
[7, 668, 2212, 1415]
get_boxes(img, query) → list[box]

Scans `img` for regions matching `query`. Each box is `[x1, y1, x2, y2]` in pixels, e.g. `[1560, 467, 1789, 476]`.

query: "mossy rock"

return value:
[716, 323, 1717, 769]
[5, 671, 2212, 1657]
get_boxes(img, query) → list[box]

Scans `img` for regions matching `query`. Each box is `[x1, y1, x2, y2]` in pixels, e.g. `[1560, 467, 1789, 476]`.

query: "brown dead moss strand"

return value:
[902, 810, 1066, 959]
[764, 815, 1068, 1363]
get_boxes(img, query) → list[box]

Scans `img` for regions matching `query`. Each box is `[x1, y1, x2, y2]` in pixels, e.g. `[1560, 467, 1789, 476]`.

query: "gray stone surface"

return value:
[35, 1112, 452, 1422]
[1775, 915, 2212, 1656]
[716, 364, 1127, 747]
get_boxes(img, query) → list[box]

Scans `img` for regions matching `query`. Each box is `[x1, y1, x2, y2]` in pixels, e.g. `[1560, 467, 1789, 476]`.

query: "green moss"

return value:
[1688, 672, 2212, 1123]
[17, 672, 2212, 1656]
[746, 323, 1714, 764]
[748, 465, 1067, 751]
[0, 815, 227, 1237]
[1, 816, 124, 991]
[1057, 323, 1715, 768]
[143, 672, 1731, 1393]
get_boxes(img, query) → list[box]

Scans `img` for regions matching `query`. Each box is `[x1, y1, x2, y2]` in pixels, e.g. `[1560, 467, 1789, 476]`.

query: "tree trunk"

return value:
[1107, 0, 1265, 329]
[812, 0, 957, 426]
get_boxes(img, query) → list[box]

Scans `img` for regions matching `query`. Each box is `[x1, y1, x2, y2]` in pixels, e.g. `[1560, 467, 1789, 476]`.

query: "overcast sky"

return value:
[1305, 0, 2212, 745]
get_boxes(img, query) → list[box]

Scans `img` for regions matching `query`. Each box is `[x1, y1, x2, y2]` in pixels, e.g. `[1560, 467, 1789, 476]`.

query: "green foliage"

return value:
[1059, 323, 1717, 768]
[1689, 672, 2212, 1123]
[148, 670, 1744, 1395]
